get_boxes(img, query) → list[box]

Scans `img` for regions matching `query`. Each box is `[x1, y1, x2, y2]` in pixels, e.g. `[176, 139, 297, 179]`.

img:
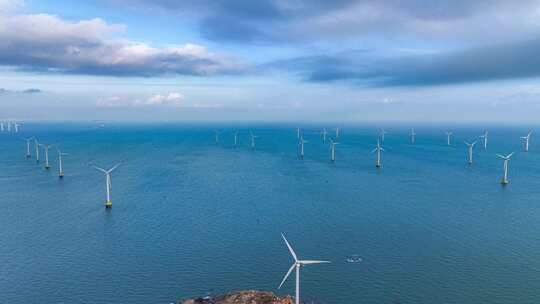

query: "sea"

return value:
[1, 123, 540, 304]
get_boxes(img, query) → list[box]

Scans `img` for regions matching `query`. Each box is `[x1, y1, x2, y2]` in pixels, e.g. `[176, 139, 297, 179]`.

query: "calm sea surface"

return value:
[1, 123, 540, 304]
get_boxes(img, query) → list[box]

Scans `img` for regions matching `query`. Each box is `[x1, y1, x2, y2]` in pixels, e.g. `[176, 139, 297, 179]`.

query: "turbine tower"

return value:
[214, 130, 220, 144]
[479, 131, 488, 150]
[93, 163, 121, 208]
[14, 123, 19, 133]
[321, 128, 328, 143]
[57, 149, 68, 178]
[39, 144, 52, 169]
[371, 139, 385, 168]
[249, 131, 258, 149]
[409, 128, 416, 144]
[278, 233, 330, 304]
[298, 136, 308, 159]
[379, 129, 388, 143]
[497, 153, 514, 185]
[7, 121, 11, 132]
[330, 138, 339, 162]
[521, 131, 532, 152]
[233, 131, 239, 147]
[464, 141, 477, 165]
[335, 127, 340, 138]
[296, 128, 301, 139]
[34, 138, 40, 163]
[24, 137, 34, 158]
[0, 122, 4, 132]
[445, 131, 453, 146]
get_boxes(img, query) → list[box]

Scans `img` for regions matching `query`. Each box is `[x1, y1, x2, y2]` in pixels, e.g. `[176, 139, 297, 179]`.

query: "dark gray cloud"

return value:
[268, 39, 540, 87]
[0, 13, 246, 77]
[116, 0, 540, 43]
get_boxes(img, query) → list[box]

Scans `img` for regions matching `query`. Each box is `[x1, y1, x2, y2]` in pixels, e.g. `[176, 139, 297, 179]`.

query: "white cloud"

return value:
[97, 92, 185, 107]
[0, 13, 247, 76]
[146, 92, 184, 106]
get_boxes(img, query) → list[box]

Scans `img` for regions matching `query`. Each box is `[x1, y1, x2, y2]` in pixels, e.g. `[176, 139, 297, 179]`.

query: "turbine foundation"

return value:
[105, 200, 112, 208]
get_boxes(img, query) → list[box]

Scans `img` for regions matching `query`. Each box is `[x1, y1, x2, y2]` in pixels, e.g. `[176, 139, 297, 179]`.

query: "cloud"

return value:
[267, 39, 540, 87]
[97, 92, 184, 107]
[0, 88, 42, 94]
[0, 13, 247, 76]
[116, 0, 540, 44]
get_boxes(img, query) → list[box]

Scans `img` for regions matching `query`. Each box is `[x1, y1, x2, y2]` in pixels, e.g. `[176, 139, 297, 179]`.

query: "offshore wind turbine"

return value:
[497, 153, 514, 185]
[329, 138, 339, 162]
[93, 163, 121, 208]
[34, 138, 40, 163]
[335, 127, 340, 138]
[214, 130, 220, 144]
[445, 131, 453, 146]
[278, 233, 330, 304]
[296, 127, 301, 139]
[39, 144, 52, 169]
[57, 149, 68, 178]
[7, 121, 11, 132]
[298, 136, 308, 159]
[464, 141, 477, 165]
[24, 137, 34, 158]
[321, 128, 328, 143]
[14, 123, 19, 133]
[409, 128, 416, 144]
[521, 131, 532, 152]
[379, 129, 388, 143]
[233, 131, 239, 147]
[479, 131, 488, 150]
[249, 131, 258, 149]
[371, 139, 385, 168]
[0, 121, 4, 132]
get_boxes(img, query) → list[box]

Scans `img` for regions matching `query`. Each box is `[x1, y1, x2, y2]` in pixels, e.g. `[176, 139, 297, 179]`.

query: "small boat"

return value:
[346, 254, 362, 263]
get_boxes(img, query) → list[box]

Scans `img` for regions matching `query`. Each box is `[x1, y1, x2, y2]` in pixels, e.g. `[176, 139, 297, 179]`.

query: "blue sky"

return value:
[1, 0, 540, 122]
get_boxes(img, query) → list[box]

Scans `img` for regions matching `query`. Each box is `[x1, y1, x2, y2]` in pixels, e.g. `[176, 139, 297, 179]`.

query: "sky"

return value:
[1, 0, 540, 123]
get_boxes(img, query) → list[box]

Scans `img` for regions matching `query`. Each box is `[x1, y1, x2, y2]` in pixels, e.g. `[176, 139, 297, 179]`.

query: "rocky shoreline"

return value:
[180, 290, 294, 304]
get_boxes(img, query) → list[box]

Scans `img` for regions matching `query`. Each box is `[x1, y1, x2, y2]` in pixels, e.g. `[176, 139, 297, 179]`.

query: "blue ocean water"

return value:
[1, 123, 540, 304]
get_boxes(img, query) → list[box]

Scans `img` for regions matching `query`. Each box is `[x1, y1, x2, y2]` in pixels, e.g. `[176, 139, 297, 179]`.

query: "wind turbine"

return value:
[371, 139, 385, 168]
[329, 138, 339, 162]
[335, 127, 340, 138]
[296, 128, 301, 139]
[379, 129, 388, 143]
[39, 144, 52, 169]
[57, 149, 68, 178]
[321, 128, 328, 143]
[409, 128, 416, 144]
[233, 131, 239, 147]
[464, 141, 477, 165]
[521, 131, 532, 152]
[497, 153, 514, 185]
[14, 123, 19, 133]
[0, 121, 4, 132]
[93, 163, 121, 208]
[298, 136, 308, 159]
[23, 137, 34, 158]
[7, 121, 11, 132]
[214, 130, 220, 144]
[249, 131, 258, 149]
[479, 131, 488, 150]
[445, 131, 453, 146]
[34, 138, 40, 163]
[278, 233, 330, 304]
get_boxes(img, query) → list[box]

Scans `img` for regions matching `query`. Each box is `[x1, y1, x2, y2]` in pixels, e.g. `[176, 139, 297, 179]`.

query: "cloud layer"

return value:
[0, 13, 246, 76]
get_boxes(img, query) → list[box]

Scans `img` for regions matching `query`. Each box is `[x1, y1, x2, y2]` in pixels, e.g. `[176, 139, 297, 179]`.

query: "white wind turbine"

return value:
[335, 127, 340, 138]
[24, 137, 34, 158]
[7, 121, 11, 132]
[278, 233, 330, 304]
[445, 131, 453, 146]
[296, 127, 301, 139]
[34, 138, 40, 163]
[479, 131, 488, 150]
[39, 144, 52, 169]
[371, 139, 385, 168]
[233, 131, 239, 147]
[298, 136, 308, 159]
[329, 138, 339, 162]
[214, 130, 220, 144]
[409, 128, 416, 144]
[57, 149, 68, 178]
[497, 153, 514, 185]
[0, 121, 4, 132]
[14, 122, 19, 133]
[521, 131, 532, 152]
[249, 131, 258, 149]
[379, 129, 388, 143]
[321, 128, 328, 143]
[93, 163, 121, 208]
[464, 141, 477, 165]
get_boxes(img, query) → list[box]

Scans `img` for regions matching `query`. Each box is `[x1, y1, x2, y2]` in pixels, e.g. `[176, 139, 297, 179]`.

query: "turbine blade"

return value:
[93, 166, 107, 173]
[108, 163, 121, 173]
[496, 154, 505, 159]
[370, 148, 377, 154]
[506, 152, 514, 158]
[281, 233, 298, 261]
[299, 260, 331, 265]
[278, 264, 295, 289]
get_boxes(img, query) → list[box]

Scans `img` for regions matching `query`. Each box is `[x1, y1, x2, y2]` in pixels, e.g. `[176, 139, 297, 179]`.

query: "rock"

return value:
[181, 290, 294, 304]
